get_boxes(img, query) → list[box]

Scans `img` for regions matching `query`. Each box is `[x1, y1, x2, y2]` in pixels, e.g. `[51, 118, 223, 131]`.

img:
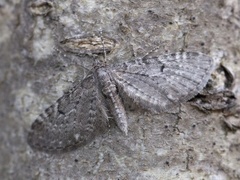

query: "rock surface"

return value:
[1, 0, 240, 179]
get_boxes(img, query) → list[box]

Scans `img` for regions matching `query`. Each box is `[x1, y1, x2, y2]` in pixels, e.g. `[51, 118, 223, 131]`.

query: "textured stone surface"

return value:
[1, 0, 240, 179]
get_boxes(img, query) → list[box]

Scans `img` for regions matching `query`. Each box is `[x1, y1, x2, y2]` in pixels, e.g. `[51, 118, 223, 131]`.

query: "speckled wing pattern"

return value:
[27, 73, 109, 152]
[28, 51, 213, 153]
[110, 52, 213, 113]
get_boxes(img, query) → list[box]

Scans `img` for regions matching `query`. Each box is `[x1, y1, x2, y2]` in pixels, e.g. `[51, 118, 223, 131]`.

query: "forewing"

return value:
[27, 73, 108, 153]
[110, 52, 213, 112]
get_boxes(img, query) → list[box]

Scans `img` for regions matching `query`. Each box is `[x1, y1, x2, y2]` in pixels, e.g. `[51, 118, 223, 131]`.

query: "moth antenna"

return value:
[142, 45, 161, 59]
[53, 47, 93, 74]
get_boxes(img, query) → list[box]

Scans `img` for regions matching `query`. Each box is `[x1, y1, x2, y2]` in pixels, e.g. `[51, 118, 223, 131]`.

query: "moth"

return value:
[27, 51, 213, 152]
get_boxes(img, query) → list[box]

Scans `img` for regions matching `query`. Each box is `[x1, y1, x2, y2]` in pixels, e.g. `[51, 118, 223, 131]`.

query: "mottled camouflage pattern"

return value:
[28, 51, 213, 152]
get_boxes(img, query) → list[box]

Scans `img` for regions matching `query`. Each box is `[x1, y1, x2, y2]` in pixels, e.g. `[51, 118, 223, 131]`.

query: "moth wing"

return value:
[110, 52, 213, 113]
[27, 73, 108, 152]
